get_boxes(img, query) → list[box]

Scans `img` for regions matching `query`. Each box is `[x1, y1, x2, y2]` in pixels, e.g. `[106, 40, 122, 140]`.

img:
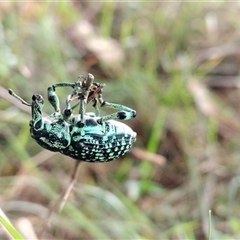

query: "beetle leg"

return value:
[47, 86, 61, 112]
[97, 101, 136, 123]
[92, 98, 100, 117]
[78, 92, 85, 123]
[62, 94, 73, 121]
[47, 81, 77, 112]
[87, 82, 105, 104]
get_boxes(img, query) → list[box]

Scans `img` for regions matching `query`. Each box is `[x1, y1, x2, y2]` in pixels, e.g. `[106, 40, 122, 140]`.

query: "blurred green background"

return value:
[1, 1, 240, 239]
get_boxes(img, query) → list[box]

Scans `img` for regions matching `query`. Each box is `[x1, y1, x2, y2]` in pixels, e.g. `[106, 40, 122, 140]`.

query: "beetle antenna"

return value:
[8, 89, 31, 107]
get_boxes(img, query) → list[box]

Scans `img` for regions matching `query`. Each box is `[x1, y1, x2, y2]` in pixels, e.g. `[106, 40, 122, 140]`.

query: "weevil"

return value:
[8, 74, 137, 162]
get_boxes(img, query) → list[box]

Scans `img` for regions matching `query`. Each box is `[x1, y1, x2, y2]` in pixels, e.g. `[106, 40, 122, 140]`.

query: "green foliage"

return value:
[0, 217, 25, 240]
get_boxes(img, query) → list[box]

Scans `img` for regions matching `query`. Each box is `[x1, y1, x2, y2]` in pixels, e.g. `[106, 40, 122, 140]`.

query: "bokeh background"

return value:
[1, 1, 240, 239]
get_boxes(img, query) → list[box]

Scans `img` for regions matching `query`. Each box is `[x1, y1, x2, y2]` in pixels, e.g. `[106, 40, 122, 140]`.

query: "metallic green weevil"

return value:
[9, 74, 137, 162]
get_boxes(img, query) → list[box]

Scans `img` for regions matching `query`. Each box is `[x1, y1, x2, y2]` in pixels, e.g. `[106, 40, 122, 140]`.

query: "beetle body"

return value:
[62, 116, 136, 162]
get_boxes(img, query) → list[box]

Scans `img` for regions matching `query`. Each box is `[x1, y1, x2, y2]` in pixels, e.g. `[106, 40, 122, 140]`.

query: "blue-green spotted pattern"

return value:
[60, 119, 136, 161]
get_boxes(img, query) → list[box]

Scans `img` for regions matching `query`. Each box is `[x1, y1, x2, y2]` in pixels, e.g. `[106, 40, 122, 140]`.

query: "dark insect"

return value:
[8, 74, 137, 162]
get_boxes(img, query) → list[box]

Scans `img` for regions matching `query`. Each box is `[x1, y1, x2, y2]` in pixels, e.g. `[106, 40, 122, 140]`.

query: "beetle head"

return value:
[32, 94, 44, 112]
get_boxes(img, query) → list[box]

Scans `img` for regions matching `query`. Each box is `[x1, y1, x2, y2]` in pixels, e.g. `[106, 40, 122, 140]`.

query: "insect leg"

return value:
[47, 81, 77, 112]
[75, 74, 94, 122]
[47, 74, 94, 114]
[62, 94, 73, 121]
[97, 101, 136, 123]
[47, 86, 61, 112]
[92, 98, 100, 117]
